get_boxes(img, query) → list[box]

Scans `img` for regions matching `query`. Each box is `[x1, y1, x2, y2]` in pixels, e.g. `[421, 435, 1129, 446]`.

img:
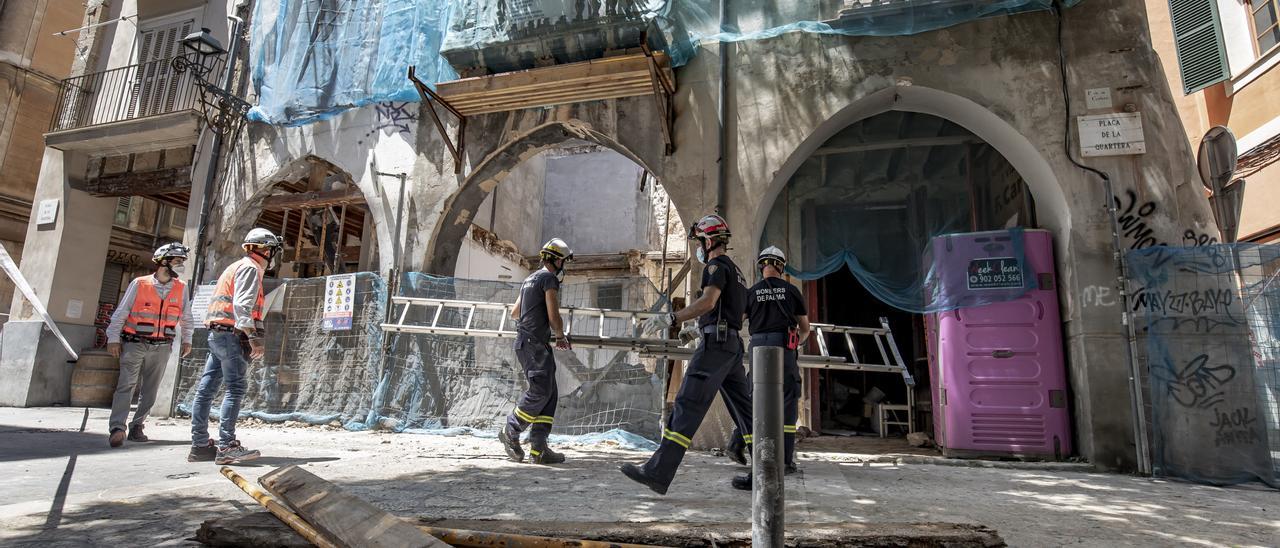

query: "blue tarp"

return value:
[249, 0, 1083, 125]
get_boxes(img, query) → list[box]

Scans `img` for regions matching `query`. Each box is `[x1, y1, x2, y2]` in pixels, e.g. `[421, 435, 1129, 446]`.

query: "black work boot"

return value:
[127, 424, 149, 442]
[529, 445, 565, 464]
[731, 464, 798, 491]
[109, 429, 125, 448]
[620, 463, 668, 495]
[498, 427, 524, 462]
[188, 440, 216, 462]
[727, 436, 747, 466]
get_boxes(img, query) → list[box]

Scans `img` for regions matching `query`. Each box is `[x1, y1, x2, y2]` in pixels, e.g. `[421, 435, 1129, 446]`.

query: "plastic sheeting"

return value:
[653, 0, 1083, 68]
[248, 0, 456, 124]
[759, 110, 1036, 313]
[250, 0, 1084, 125]
[1128, 245, 1279, 488]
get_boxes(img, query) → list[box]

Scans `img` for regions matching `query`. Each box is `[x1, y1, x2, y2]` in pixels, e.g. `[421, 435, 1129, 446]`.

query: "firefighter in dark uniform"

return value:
[498, 238, 574, 465]
[728, 245, 811, 490]
[620, 214, 753, 495]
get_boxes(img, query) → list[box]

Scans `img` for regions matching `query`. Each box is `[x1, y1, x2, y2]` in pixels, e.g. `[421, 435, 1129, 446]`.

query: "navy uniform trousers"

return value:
[505, 332, 558, 451]
[639, 328, 753, 488]
[730, 331, 801, 467]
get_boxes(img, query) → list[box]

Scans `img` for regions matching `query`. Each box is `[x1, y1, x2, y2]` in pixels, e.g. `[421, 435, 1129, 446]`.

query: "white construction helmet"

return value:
[758, 246, 786, 267]
[152, 242, 190, 264]
[242, 228, 283, 250]
[539, 238, 573, 261]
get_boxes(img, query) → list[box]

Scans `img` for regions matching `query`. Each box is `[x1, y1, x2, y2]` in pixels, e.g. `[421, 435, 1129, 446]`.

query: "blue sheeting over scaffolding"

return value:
[247, 0, 456, 125]
[249, 0, 1084, 125]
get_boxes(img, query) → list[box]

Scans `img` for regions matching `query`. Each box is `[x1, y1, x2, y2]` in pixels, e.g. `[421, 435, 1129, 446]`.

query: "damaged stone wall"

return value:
[197, 0, 1217, 468]
[404, 0, 1216, 468]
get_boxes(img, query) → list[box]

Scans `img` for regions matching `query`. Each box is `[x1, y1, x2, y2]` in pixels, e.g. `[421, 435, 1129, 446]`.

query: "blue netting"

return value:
[760, 110, 1037, 313]
[175, 272, 668, 445]
[1128, 245, 1280, 488]
[250, 0, 1084, 125]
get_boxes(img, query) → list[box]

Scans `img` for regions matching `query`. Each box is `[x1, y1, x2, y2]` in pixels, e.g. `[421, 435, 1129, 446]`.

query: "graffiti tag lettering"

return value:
[1182, 230, 1218, 247]
[1131, 288, 1234, 317]
[1209, 407, 1260, 447]
[1114, 190, 1166, 250]
[1082, 285, 1117, 307]
[1145, 316, 1241, 333]
[1155, 354, 1236, 409]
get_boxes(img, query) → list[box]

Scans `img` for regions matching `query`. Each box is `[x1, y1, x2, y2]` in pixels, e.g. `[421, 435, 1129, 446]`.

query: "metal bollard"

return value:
[752, 345, 785, 548]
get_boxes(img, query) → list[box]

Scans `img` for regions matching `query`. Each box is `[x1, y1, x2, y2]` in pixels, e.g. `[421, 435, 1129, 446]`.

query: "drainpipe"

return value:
[715, 0, 729, 218]
[191, 13, 244, 286]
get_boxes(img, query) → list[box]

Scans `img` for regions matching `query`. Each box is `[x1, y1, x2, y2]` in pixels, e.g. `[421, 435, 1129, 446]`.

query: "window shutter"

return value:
[1168, 0, 1230, 94]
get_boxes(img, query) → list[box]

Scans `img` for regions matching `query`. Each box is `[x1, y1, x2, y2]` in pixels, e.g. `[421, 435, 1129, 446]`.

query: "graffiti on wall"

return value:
[361, 102, 417, 144]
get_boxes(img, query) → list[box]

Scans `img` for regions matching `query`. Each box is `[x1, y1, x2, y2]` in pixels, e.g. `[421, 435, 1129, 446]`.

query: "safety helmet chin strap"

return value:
[705, 237, 728, 256]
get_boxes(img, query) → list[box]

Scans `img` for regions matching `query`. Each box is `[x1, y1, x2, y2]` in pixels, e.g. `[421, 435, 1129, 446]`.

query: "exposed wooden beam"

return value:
[261, 188, 365, 211]
[435, 52, 674, 117]
[79, 166, 193, 197]
[294, 246, 362, 263]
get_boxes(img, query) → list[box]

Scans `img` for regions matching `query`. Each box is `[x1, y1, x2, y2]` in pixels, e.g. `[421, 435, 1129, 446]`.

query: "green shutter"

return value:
[1168, 0, 1230, 94]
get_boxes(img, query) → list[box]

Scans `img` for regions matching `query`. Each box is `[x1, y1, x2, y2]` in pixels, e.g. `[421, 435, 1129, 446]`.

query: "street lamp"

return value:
[170, 17, 248, 290]
[181, 27, 226, 56]
[170, 26, 250, 136]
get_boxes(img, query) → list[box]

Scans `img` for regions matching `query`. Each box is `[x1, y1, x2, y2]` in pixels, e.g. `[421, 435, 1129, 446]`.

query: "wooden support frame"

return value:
[408, 66, 466, 174]
[261, 187, 365, 211]
[640, 34, 676, 155]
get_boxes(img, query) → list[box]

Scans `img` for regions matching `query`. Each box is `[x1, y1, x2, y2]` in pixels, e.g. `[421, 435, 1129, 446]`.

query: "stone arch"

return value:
[751, 85, 1072, 257]
[214, 154, 389, 277]
[425, 120, 676, 275]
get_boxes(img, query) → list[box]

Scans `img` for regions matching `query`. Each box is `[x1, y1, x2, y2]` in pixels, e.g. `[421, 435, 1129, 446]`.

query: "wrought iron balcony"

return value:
[48, 55, 224, 133]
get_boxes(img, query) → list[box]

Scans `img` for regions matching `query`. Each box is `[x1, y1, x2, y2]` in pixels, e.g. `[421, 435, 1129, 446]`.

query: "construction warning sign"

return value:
[191, 284, 215, 326]
[322, 274, 356, 331]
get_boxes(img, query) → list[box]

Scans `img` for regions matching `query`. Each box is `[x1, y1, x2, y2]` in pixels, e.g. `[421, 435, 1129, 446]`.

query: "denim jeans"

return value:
[190, 331, 249, 448]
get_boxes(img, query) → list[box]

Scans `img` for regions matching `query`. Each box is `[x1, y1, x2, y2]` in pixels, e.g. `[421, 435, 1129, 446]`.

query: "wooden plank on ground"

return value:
[258, 465, 449, 548]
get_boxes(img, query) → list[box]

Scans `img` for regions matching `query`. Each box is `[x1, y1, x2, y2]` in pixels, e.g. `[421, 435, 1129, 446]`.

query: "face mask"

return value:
[554, 260, 566, 282]
[695, 245, 707, 265]
[169, 263, 186, 275]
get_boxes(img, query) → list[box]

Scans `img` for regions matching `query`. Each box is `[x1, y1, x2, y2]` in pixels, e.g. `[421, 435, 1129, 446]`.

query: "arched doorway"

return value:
[756, 93, 1071, 458]
[227, 156, 379, 279]
[425, 121, 686, 283]
[403, 121, 688, 437]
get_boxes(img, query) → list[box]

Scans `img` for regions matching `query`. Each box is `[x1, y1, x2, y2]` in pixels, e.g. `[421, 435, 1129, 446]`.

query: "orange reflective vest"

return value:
[122, 276, 185, 340]
[206, 256, 265, 330]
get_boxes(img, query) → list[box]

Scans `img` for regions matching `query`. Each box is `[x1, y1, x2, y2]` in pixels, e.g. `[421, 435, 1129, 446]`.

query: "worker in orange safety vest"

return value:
[188, 228, 282, 465]
[105, 242, 193, 447]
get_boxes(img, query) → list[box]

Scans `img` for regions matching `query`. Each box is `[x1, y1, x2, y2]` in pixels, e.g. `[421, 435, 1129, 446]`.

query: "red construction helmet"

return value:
[688, 214, 731, 241]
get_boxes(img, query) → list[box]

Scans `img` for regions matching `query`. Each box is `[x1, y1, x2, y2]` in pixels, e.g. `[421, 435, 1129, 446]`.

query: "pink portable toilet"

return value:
[926, 229, 1071, 459]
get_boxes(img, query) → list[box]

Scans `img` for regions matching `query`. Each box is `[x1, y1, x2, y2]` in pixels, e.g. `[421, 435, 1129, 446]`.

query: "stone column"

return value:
[0, 148, 114, 406]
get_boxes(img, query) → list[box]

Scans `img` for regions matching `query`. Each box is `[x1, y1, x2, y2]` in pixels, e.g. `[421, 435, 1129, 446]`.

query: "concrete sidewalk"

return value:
[0, 406, 1275, 547]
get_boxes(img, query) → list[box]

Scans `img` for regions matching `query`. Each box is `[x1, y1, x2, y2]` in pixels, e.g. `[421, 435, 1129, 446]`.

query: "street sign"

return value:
[1077, 113, 1146, 157]
[1198, 126, 1242, 242]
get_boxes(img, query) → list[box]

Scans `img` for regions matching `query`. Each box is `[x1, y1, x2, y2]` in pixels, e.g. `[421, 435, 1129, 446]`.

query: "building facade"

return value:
[0, 0, 82, 326]
[2, 0, 1222, 472]
[1147, 0, 1280, 242]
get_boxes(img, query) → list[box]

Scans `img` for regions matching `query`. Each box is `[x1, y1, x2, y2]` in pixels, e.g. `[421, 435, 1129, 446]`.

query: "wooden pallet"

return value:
[435, 52, 674, 116]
